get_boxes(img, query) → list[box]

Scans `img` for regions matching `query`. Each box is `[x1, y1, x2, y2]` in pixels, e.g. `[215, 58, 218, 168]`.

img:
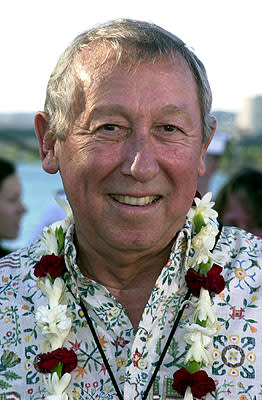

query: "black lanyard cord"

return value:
[70, 287, 190, 400]
[78, 296, 124, 400]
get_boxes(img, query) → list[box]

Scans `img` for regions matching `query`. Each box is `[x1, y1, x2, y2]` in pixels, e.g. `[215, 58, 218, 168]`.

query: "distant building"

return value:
[212, 110, 236, 136]
[236, 95, 262, 135]
[0, 113, 38, 159]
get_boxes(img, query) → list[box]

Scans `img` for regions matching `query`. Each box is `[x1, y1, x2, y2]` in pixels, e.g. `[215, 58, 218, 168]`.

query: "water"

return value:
[3, 162, 64, 250]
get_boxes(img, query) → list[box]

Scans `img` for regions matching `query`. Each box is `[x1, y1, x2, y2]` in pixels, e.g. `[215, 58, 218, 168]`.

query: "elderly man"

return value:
[0, 19, 261, 400]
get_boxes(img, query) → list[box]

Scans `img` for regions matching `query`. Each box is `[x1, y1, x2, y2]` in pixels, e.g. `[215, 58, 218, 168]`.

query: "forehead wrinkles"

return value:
[76, 45, 194, 78]
[74, 50, 199, 124]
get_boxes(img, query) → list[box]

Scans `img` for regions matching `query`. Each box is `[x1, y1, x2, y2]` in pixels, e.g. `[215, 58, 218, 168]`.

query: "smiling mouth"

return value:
[110, 194, 161, 206]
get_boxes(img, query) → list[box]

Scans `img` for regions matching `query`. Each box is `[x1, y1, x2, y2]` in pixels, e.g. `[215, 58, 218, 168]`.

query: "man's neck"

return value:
[76, 240, 173, 329]
[76, 240, 172, 287]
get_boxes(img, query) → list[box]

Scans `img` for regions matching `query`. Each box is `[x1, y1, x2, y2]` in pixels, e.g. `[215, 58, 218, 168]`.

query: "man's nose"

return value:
[121, 133, 160, 182]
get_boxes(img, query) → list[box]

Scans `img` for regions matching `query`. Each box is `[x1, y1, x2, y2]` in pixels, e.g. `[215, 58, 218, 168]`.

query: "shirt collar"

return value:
[63, 219, 193, 297]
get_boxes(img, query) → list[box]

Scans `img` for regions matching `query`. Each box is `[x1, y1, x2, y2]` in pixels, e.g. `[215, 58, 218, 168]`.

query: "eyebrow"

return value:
[159, 104, 191, 115]
[88, 105, 129, 118]
[89, 103, 191, 118]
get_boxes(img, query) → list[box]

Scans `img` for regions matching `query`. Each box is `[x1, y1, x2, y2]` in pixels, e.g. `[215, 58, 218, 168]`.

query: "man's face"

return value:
[0, 174, 26, 239]
[51, 56, 211, 257]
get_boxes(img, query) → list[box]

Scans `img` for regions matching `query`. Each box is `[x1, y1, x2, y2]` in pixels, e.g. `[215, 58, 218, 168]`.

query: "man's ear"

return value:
[34, 112, 59, 174]
[198, 116, 216, 177]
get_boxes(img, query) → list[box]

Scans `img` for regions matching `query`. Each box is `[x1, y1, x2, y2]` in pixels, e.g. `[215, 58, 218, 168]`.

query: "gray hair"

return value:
[45, 18, 213, 142]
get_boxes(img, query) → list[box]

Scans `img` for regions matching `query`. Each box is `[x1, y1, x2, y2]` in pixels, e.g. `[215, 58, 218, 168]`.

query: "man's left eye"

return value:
[162, 125, 178, 132]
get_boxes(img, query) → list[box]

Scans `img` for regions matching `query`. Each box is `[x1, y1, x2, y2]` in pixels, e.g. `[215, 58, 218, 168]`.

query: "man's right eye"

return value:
[100, 124, 118, 131]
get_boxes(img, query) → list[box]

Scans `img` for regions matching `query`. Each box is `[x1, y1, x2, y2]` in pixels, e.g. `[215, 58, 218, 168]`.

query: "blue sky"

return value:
[1, 0, 262, 113]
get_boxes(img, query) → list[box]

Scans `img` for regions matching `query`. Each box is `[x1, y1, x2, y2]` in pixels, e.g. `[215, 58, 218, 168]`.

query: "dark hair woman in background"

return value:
[0, 159, 27, 257]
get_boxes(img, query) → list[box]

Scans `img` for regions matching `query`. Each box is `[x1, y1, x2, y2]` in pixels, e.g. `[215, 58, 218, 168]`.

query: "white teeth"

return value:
[110, 194, 159, 206]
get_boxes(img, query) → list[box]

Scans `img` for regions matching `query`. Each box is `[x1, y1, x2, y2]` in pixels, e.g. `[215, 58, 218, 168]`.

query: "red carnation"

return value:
[173, 368, 215, 398]
[37, 348, 77, 374]
[34, 254, 66, 279]
[185, 268, 206, 297]
[185, 265, 225, 297]
[204, 265, 225, 294]
[191, 370, 216, 397]
[172, 367, 193, 394]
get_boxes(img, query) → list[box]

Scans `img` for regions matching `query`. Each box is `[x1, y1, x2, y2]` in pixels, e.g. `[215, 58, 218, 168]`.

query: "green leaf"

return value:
[193, 212, 206, 234]
[1, 350, 21, 368]
[55, 226, 65, 255]
[2, 370, 21, 381]
[22, 293, 37, 305]
[196, 318, 207, 327]
[187, 361, 201, 373]
[167, 339, 179, 358]
[155, 339, 162, 356]
[52, 362, 63, 378]
[0, 379, 11, 389]
[199, 259, 212, 275]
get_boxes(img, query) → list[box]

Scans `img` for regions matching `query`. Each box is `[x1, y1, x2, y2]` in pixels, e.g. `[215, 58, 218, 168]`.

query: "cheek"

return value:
[165, 146, 201, 178]
[0, 202, 10, 218]
[0, 205, 15, 237]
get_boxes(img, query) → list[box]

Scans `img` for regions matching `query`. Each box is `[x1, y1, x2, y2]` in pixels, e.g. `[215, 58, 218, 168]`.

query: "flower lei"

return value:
[33, 193, 224, 400]
[172, 192, 225, 399]
[33, 197, 76, 400]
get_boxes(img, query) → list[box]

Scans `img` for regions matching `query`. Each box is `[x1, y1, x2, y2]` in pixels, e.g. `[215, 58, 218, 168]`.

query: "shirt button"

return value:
[110, 306, 121, 318]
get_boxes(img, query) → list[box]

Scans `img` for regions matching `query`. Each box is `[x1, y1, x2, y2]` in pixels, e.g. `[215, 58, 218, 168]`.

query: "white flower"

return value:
[187, 192, 218, 223]
[45, 372, 71, 395]
[38, 225, 59, 255]
[35, 304, 72, 350]
[184, 339, 212, 365]
[54, 196, 73, 222]
[37, 197, 73, 256]
[184, 323, 216, 365]
[184, 386, 193, 400]
[51, 218, 71, 236]
[188, 223, 219, 267]
[192, 224, 218, 251]
[39, 277, 66, 307]
[192, 288, 217, 327]
[184, 324, 217, 347]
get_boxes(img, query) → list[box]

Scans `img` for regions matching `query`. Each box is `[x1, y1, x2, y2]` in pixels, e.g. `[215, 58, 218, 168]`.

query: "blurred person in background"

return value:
[214, 168, 262, 236]
[197, 131, 228, 196]
[0, 158, 27, 256]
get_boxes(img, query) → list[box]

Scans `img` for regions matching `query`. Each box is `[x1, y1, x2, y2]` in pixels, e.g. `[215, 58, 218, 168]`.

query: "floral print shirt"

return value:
[0, 222, 261, 400]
